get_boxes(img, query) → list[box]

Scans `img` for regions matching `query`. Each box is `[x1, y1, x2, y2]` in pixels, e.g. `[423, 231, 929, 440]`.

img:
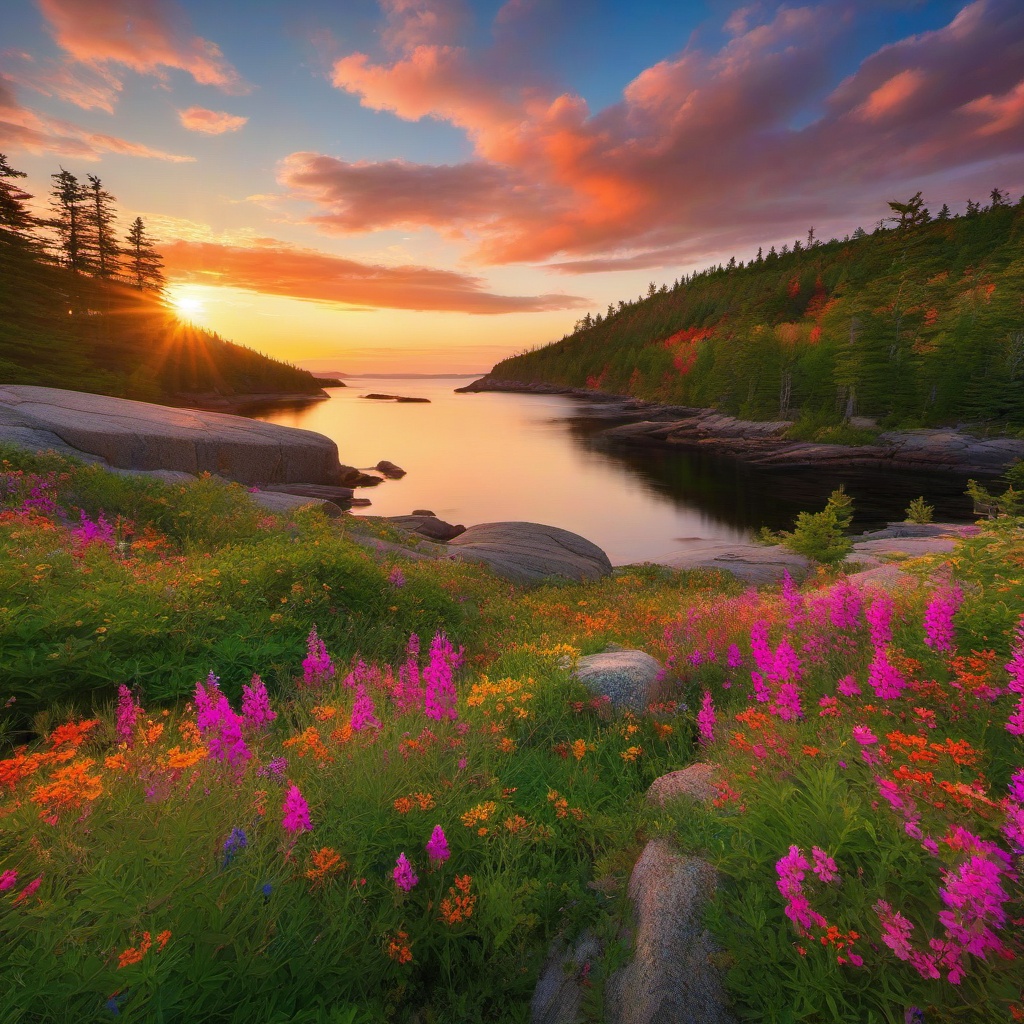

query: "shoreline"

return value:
[173, 389, 330, 415]
[456, 376, 1024, 477]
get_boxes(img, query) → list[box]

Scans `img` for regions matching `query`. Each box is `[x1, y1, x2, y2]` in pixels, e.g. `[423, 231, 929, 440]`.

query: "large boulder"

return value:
[384, 514, 466, 541]
[0, 386, 345, 487]
[573, 650, 663, 713]
[605, 840, 734, 1024]
[446, 522, 612, 584]
[530, 931, 603, 1024]
[646, 763, 718, 808]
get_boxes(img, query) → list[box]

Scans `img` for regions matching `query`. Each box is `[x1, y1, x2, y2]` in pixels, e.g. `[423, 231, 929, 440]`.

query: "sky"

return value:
[1, 0, 1023, 373]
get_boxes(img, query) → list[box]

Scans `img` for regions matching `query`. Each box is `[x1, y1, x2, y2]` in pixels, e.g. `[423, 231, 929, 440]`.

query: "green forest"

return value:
[0, 154, 324, 403]
[491, 192, 1024, 432]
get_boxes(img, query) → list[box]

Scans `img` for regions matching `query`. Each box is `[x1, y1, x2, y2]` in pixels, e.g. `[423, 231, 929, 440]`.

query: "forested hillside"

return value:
[491, 193, 1024, 430]
[0, 155, 324, 404]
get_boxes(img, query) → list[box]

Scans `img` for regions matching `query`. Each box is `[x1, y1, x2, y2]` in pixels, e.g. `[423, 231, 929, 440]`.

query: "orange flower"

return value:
[164, 746, 206, 771]
[47, 719, 100, 749]
[497, 737, 516, 754]
[30, 758, 102, 816]
[254, 789, 267, 816]
[0, 750, 53, 791]
[179, 719, 201, 745]
[156, 930, 171, 951]
[386, 930, 413, 964]
[283, 727, 333, 764]
[305, 846, 347, 886]
[802, 746, 820, 757]
[393, 796, 413, 815]
[461, 801, 496, 828]
[570, 739, 589, 761]
[142, 721, 164, 745]
[620, 746, 643, 763]
[330, 723, 354, 745]
[439, 876, 477, 926]
[310, 705, 337, 722]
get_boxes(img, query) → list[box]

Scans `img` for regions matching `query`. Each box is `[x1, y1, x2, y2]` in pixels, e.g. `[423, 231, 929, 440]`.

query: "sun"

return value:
[166, 286, 207, 321]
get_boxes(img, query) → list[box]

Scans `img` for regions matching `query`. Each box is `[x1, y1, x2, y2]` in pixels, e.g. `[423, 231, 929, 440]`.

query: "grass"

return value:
[0, 448, 1021, 1023]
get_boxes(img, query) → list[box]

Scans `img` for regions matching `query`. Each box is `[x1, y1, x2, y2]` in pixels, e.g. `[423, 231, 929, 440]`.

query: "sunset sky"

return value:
[2, 0, 1023, 373]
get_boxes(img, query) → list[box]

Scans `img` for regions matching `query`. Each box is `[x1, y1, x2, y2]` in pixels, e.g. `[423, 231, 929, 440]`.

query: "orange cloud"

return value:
[36, 0, 248, 96]
[0, 75, 193, 161]
[177, 106, 248, 134]
[307, 0, 1024, 268]
[962, 78, 1024, 136]
[2, 52, 121, 113]
[161, 237, 587, 314]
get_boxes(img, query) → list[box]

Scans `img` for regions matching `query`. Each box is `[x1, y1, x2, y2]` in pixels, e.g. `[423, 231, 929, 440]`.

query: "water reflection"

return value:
[245, 379, 974, 564]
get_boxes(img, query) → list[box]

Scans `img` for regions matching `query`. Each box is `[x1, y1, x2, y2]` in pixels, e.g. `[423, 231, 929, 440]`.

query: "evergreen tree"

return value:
[0, 153, 35, 238]
[966, 198, 980, 217]
[756, 246, 763, 263]
[124, 216, 164, 290]
[989, 188, 1009, 208]
[85, 175, 120, 279]
[886, 191, 930, 230]
[49, 168, 91, 272]
[937, 203, 951, 220]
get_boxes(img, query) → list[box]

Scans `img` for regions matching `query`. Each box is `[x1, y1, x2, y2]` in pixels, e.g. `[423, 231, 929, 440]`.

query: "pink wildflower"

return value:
[388, 567, 406, 588]
[350, 684, 380, 731]
[281, 784, 311, 834]
[1007, 695, 1024, 736]
[771, 681, 803, 722]
[424, 632, 462, 721]
[937, 855, 1008, 959]
[195, 675, 251, 767]
[751, 671, 771, 703]
[301, 626, 335, 689]
[1005, 615, 1024, 693]
[874, 900, 916, 960]
[868, 648, 906, 700]
[811, 846, 838, 883]
[769, 638, 802, 684]
[726, 644, 743, 670]
[750, 621, 772, 675]
[829, 581, 863, 631]
[71, 510, 115, 548]
[241, 674, 276, 731]
[781, 570, 804, 621]
[425, 825, 450, 864]
[0, 869, 17, 891]
[392, 852, 418, 891]
[775, 846, 826, 933]
[837, 674, 861, 697]
[11, 876, 41, 906]
[1008, 768, 1024, 804]
[866, 595, 894, 647]
[115, 684, 141, 744]
[696, 691, 715, 745]
[852, 725, 878, 745]
[923, 584, 963, 653]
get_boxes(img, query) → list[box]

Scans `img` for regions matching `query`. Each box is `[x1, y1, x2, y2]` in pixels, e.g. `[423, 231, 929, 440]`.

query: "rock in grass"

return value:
[446, 521, 612, 585]
[572, 650, 662, 713]
[530, 930, 603, 1024]
[606, 840, 735, 1024]
[645, 763, 717, 807]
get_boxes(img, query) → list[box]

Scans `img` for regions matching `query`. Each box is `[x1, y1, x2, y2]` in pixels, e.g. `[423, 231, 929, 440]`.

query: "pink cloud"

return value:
[177, 106, 248, 134]
[161, 237, 587, 314]
[306, 0, 1024, 268]
[2, 51, 122, 112]
[36, 0, 248, 95]
[0, 74, 193, 161]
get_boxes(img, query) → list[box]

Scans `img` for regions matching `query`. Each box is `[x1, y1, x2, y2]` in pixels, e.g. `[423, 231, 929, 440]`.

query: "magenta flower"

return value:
[775, 846, 826, 933]
[751, 671, 771, 703]
[696, 691, 715, 745]
[301, 626, 335, 689]
[1005, 615, 1024, 693]
[769, 638, 802, 684]
[749, 620, 772, 675]
[1009, 768, 1024, 805]
[425, 825, 450, 864]
[868, 648, 905, 700]
[866, 595, 894, 647]
[1007, 695, 1024, 736]
[829, 582, 863, 631]
[836, 674, 861, 697]
[923, 584, 963, 653]
[71, 510, 115, 548]
[195, 674, 251, 767]
[115, 684, 141, 744]
[852, 725, 878, 745]
[771, 681, 803, 722]
[392, 852, 418, 891]
[726, 643, 743, 669]
[11, 875, 41, 906]
[350, 683, 380, 731]
[241, 674, 276, 731]
[388, 567, 406, 588]
[0, 869, 17, 891]
[424, 631, 462, 721]
[875, 900, 915, 960]
[281, 784, 312, 834]
[811, 846, 838, 884]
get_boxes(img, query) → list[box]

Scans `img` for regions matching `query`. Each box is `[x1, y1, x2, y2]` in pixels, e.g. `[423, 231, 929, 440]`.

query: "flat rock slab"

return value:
[573, 650, 662, 713]
[851, 537, 957, 559]
[0, 385, 344, 487]
[606, 839, 734, 1024]
[646, 763, 718, 808]
[248, 491, 343, 518]
[446, 521, 612, 585]
[657, 540, 811, 585]
[530, 930, 603, 1024]
[845, 563, 918, 591]
[383, 515, 466, 541]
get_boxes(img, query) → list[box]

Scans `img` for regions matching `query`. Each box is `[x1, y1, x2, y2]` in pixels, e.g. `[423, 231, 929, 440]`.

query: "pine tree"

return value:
[886, 191, 930, 230]
[85, 175, 120, 279]
[990, 188, 1009, 208]
[0, 153, 35, 238]
[124, 216, 164, 290]
[49, 168, 91, 272]
[937, 203, 950, 220]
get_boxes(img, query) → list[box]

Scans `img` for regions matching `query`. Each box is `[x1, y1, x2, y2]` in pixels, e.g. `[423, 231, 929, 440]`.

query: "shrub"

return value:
[777, 487, 853, 565]
[905, 497, 934, 524]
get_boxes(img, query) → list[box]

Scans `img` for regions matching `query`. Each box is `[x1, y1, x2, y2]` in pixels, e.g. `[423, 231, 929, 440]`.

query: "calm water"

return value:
[246, 378, 974, 565]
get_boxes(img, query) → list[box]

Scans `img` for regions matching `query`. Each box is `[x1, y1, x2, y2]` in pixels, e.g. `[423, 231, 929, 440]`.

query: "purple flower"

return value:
[868, 648, 906, 700]
[195, 674, 251, 768]
[301, 626, 335, 689]
[696, 691, 715, 745]
[241, 674, 276, 731]
[923, 584, 963, 653]
[726, 644, 743, 669]
[350, 683, 380, 731]
[424, 631, 462, 721]
[866, 595, 894, 648]
[425, 825, 450, 864]
[282, 784, 311, 834]
[258, 756, 287, 778]
[72, 510, 115, 548]
[115, 684, 141, 744]
[811, 846, 838, 883]
[388, 567, 406, 588]
[222, 827, 247, 868]
[1007, 694, 1024, 736]
[392, 852, 418, 891]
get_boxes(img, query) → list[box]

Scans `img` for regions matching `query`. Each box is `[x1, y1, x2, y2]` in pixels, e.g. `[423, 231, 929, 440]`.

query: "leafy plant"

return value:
[904, 497, 934, 524]
[776, 487, 854, 564]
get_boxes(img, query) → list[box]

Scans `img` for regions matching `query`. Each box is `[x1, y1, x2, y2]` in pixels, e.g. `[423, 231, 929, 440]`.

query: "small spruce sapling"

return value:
[905, 497, 934, 524]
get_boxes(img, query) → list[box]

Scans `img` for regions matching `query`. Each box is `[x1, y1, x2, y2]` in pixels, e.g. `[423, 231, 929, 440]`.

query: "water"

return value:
[245, 378, 975, 565]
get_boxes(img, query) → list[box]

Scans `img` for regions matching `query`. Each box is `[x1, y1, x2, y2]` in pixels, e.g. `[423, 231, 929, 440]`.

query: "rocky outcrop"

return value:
[605, 840, 735, 1024]
[362, 394, 430, 403]
[572, 650, 663, 713]
[0, 386, 346, 487]
[530, 931, 603, 1024]
[446, 521, 612, 585]
[660, 539, 812, 585]
[458, 378, 1024, 475]
[247, 491, 344, 518]
[383, 514, 466, 541]
[375, 460, 407, 478]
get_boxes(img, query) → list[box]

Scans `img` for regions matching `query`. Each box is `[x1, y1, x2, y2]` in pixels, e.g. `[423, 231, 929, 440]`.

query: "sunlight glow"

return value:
[166, 286, 207, 321]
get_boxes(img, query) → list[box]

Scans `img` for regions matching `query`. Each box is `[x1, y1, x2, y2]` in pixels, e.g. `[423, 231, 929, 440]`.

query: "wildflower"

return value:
[281, 784, 311, 834]
[439, 875, 476, 925]
[11, 875, 41, 906]
[923, 584, 963, 653]
[305, 847, 346, 886]
[0, 869, 17, 891]
[258, 756, 287, 778]
[1009, 768, 1024, 804]
[350, 684, 380, 731]
[115, 685, 141, 744]
[261, 882, 272, 902]
[1007, 695, 1024, 736]
[195, 675, 251, 767]
[388, 567, 406, 588]
[570, 739, 589, 760]
[620, 745, 643, 762]
[866, 595, 894, 648]
[750, 621, 773, 675]
[424, 631, 462, 721]
[392, 852, 418, 891]
[386, 930, 413, 963]
[868, 648, 906, 700]
[222, 828, 248, 869]
[837, 674, 861, 697]
[811, 847, 838, 883]
[301, 626, 335, 689]
[241, 674, 276, 731]
[461, 801, 496, 828]
[726, 644, 743, 669]
[426, 824, 450, 864]
[156, 930, 171, 951]
[775, 847, 826, 933]
[751, 671, 771, 703]
[696, 691, 715, 745]
[772, 681, 803, 722]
